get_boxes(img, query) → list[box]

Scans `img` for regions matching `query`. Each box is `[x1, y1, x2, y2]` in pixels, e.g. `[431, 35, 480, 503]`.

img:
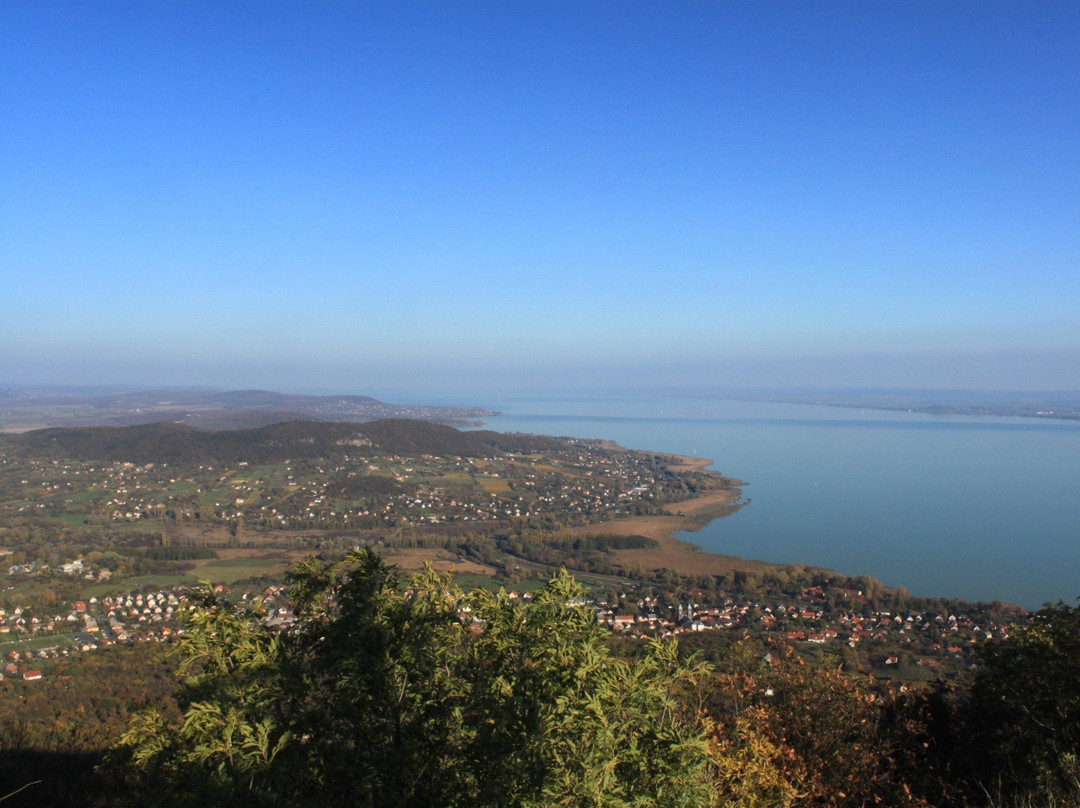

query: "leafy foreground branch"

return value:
[103, 551, 713, 808]
[99, 553, 1080, 808]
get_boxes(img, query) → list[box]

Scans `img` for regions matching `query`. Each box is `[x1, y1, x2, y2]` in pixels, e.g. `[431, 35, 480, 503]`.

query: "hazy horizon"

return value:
[4, 379, 1080, 413]
[5, 3, 1079, 392]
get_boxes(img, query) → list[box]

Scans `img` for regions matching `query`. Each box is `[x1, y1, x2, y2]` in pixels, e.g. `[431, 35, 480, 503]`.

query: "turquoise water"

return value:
[462, 395, 1080, 610]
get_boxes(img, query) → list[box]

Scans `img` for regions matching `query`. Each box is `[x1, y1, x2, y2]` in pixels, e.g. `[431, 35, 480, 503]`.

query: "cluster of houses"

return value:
[4, 652, 47, 681]
[1, 570, 1022, 685]
[230, 446, 684, 531]
[4, 440, 712, 538]
[591, 589, 1013, 669]
[0, 586, 193, 682]
[97, 589, 185, 642]
[5, 557, 113, 580]
[0, 601, 96, 638]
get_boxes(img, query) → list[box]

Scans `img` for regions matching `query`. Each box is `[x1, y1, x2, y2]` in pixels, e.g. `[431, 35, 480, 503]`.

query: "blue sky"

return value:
[3, 1, 1079, 397]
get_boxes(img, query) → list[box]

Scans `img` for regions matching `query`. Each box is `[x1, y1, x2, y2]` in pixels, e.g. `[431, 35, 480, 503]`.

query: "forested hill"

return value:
[470, 430, 575, 454]
[2, 418, 502, 466]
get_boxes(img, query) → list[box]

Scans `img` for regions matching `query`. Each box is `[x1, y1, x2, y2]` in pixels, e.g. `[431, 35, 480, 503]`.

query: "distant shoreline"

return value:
[707, 392, 1080, 423]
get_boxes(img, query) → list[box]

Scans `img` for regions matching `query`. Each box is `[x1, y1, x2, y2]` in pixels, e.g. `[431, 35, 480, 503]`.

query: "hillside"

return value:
[2, 418, 501, 466]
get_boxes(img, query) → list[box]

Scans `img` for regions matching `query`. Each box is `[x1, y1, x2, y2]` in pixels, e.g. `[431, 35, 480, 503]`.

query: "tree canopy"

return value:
[969, 599, 1080, 802]
[106, 551, 714, 808]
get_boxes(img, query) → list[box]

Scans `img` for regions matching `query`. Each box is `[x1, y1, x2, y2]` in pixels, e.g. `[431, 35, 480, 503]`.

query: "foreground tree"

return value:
[457, 580, 713, 807]
[105, 551, 715, 808]
[705, 639, 951, 808]
[968, 600, 1080, 804]
[104, 591, 292, 805]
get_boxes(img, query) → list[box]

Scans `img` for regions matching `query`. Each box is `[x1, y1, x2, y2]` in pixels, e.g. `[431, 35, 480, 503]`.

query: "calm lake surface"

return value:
[457, 395, 1080, 610]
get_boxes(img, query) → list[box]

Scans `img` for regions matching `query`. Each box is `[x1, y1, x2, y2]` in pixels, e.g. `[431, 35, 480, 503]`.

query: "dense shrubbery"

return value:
[104, 551, 713, 807]
[122, 546, 218, 561]
[497, 528, 658, 575]
[966, 600, 1080, 804]
[0, 643, 179, 807]
[327, 472, 415, 498]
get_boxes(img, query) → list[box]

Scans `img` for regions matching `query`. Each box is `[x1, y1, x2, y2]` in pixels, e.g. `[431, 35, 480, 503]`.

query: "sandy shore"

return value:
[660, 454, 715, 473]
[571, 459, 776, 577]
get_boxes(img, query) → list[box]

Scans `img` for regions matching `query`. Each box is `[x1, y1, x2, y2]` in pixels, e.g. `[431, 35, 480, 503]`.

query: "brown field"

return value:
[661, 454, 748, 484]
[661, 454, 715, 472]
[187, 547, 303, 580]
[167, 524, 247, 544]
[380, 547, 495, 576]
[575, 488, 740, 543]
[214, 546, 321, 565]
[530, 463, 563, 473]
[607, 536, 774, 577]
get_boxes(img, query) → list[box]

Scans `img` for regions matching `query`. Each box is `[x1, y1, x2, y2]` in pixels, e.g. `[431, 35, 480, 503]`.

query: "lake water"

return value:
[457, 394, 1080, 610]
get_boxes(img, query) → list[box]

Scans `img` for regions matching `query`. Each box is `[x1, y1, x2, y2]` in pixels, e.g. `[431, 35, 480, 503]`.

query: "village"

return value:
[0, 437, 715, 536]
[0, 564, 1015, 686]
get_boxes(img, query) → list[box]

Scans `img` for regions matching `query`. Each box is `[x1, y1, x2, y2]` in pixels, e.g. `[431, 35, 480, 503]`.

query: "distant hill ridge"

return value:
[3, 419, 505, 466]
[0, 386, 499, 431]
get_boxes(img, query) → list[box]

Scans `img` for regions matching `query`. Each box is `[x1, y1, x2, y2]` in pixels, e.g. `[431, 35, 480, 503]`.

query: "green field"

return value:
[0, 632, 79, 653]
[438, 472, 475, 485]
[55, 512, 91, 528]
[451, 574, 502, 592]
[452, 574, 547, 593]
[73, 555, 289, 596]
[193, 557, 287, 584]
[82, 573, 196, 597]
[65, 490, 100, 503]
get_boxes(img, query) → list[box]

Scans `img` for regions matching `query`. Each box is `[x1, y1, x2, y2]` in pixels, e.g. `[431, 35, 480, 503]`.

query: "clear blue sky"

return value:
[3, 1, 1079, 397]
